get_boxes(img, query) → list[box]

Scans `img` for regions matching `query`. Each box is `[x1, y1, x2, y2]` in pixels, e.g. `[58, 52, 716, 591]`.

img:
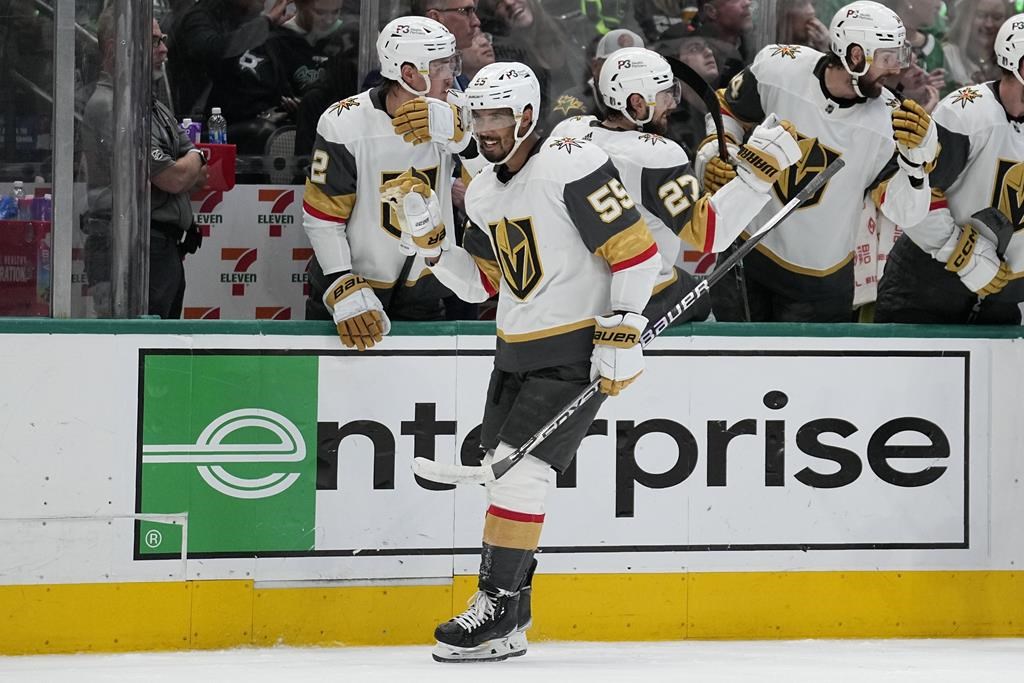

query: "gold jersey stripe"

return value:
[483, 514, 543, 551]
[741, 231, 854, 276]
[652, 267, 679, 295]
[596, 218, 656, 270]
[303, 182, 356, 221]
[497, 318, 596, 343]
[364, 268, 434, 290]
[677, 194, 712, 251]
[471, 255, 502, 293]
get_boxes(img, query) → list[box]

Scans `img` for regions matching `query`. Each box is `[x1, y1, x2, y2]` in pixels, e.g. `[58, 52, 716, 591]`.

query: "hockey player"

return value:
[301, 16, 463, 350]
[875, 14, 1024, 324]
[381, 63, 660, 662]
[693, 0, 937, 322]
[550, 47, 803, 326]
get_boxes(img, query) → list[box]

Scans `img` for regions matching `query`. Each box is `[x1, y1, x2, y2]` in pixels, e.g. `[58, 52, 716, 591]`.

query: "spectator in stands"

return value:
[693, 0, 754, 86]
[657, 26, 720, 153]
[295, 50, 358, 161]
[635, 0, 697, 43]
[168, 0, 291, 120]
[461, 30, 496, 81]
[889, 0, 946, 93]
[415, 0, 482, 50]
[83, 11, 207, 319]
[548, 28, 645, 125]
[942, 0, 1008, 91]
[776, 0, 830, 51]
[479, 0, 587, 125]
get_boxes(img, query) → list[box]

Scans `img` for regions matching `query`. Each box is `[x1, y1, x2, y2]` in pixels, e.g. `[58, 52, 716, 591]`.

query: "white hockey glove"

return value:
[734, 115, 802, 194]
[590, 312, 648, 397]
[323, 274, 392, 351]
[942, 222, 1010, 297]
[694, 134, 740, 193]
[380, 169, 448, 258]
[392, 96, 467, 146]
[892, 98, 938, 174]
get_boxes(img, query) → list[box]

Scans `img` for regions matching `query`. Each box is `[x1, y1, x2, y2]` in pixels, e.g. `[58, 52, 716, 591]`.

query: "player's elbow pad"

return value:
[428, 246, 493, 304]
[610, 248, 661, 314]
[303, 212, 352, 275]
[879, 171, 931, 228]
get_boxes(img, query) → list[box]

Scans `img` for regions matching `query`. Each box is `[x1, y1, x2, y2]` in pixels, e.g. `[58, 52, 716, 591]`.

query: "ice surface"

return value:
[2, 639, 1023, 682]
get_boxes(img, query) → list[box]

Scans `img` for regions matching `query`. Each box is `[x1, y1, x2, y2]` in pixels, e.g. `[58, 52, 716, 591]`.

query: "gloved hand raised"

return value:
[392, 97, 467, 146]
[892, 98, 938, 169]
[380, 169, 448, 258]
[323, 273, 391, 351]
[733, 114, 803, 194]
[590, 312, 648, 396]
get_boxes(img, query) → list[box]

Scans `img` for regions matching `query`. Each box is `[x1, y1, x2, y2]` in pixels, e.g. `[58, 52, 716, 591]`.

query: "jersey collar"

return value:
[988, 80, 1024, 124]
[814, 56, 867, 109]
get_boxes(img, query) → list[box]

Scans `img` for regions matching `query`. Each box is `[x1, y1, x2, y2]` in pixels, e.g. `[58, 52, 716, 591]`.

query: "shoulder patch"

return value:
[327, 96, 360, 115]
[549, 136, 584, 153]
[637, 132, 668, 146]
[553, 95, 586, 115]
[769, 45, 802, 59]
[949, 86, 983, 109]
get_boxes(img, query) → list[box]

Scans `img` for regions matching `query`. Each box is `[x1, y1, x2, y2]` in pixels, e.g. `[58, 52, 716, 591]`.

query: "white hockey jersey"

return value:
[719, 45, 911, 300]
[302, 86, 456, 296]
[903, 82, 1024, 301]
[430, 136, 661, 372]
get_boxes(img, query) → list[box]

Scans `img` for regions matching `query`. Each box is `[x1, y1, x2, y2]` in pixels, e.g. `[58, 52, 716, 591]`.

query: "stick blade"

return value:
[411, 457, 495, 485]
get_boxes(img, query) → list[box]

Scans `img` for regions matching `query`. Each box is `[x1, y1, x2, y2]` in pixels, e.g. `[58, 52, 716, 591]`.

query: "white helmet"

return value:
[465, 62, 541, 165]
[598, 47, 678, 126]
[377, 16, 457, 96]
[995, 14, 1024, 86]
[829, 1, 908, 92]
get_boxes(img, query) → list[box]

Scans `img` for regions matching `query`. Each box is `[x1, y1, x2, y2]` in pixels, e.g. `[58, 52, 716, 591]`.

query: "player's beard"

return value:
[856, 73, 885, 98]
[641, 115, 668, 136]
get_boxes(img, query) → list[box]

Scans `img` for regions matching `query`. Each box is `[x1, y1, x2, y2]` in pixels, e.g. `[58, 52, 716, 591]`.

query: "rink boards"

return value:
[0, 320, 1022, 653]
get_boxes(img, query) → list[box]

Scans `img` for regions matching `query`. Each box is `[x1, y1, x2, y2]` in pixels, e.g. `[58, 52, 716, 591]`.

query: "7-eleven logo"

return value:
[291, 247, 314, 296]
[184, 307, 222, 319]
[221, 248, 257, 296]
[191, 189, 225, 237]
[71, 247, 89, 295]
[258, 189, 296, 237]
[681, 250, 717, 275]
[256, 306, 292, 320]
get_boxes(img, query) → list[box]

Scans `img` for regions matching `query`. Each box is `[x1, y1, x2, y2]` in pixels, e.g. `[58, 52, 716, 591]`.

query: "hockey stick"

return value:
[665, 55, 729, 161]
[412, 157, 846, 486]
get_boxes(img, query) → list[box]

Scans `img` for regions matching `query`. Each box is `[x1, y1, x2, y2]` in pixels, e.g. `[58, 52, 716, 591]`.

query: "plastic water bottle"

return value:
[37, 233, 51, 304]
[207, 107, 227, 144]
[11, 181, 28, 220]
[39, 194, 52, 223]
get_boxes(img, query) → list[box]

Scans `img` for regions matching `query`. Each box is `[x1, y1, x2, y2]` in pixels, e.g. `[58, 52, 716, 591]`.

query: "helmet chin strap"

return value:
[622, 99, 655, 127]
[399, 71, 432, 98]
[850, 75, 866, 98]
[492, 115, 538, 167]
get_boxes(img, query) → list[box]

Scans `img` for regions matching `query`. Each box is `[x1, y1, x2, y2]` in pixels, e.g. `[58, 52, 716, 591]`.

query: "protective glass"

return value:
[657, 79, 683, 107]
[471, 109, 517, 133]
[429, 54, 463, 78]
[872, 43, 911, 70]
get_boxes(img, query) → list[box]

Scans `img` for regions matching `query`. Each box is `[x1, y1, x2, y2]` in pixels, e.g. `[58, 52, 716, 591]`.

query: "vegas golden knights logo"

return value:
[379, 167, 439, 239]
[489, 216, 543, 299]
[990, 159, 1024, 230]
[772, 133, 841, 208]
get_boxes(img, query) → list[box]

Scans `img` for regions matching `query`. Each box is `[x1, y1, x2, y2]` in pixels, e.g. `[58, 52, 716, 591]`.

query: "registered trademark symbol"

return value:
[145, 529, 163, 548]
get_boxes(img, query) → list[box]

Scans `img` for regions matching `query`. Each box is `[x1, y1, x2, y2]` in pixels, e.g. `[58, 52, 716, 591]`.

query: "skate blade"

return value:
[431, 637, 518, 663]
[507, 629, 528, 658]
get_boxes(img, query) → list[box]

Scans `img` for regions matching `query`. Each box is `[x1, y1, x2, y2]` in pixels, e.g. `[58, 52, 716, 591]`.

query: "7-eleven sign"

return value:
[291, 247, 314, 296]
[221, 248, 258, 296]
[258, 189, 296, 237]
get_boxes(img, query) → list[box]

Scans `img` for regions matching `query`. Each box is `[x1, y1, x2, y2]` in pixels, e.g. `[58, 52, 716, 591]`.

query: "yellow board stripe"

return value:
[2, 571, 1023, 655]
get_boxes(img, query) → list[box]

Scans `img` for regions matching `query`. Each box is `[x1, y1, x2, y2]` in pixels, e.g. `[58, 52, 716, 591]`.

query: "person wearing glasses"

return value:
[81, 11, 207, 318]
[416, 0, 482, 50]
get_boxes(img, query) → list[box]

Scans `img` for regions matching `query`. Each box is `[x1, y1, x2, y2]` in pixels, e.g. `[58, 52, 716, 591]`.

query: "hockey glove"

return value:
[892, 99, 938, 170]
[323, 273, 392, 351]
[734, 115, 802, 194]
[380, 169, 448, 258]
[943, 222, 1010, 297]
[392, 97, 466, 146]
[694, 134, 739, 193]
[590, 312, 648, 396]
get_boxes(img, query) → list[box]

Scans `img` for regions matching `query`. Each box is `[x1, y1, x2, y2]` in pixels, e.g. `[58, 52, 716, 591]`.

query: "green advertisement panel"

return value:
[137, 352, 318, 558]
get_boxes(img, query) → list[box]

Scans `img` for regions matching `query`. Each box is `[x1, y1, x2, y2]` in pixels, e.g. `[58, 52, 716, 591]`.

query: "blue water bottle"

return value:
[207, 107, 228, 144]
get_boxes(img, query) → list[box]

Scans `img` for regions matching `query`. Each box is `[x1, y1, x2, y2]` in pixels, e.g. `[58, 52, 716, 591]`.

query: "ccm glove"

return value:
[392, 97, 467, 146]
[892, 98, 939, 169]
[590, 312, 648, 396]
[734, 115, 802, 194]
[943, 222, 1011, 296]
[380, 169, 448, 258]
[323, 274, 392, 351]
